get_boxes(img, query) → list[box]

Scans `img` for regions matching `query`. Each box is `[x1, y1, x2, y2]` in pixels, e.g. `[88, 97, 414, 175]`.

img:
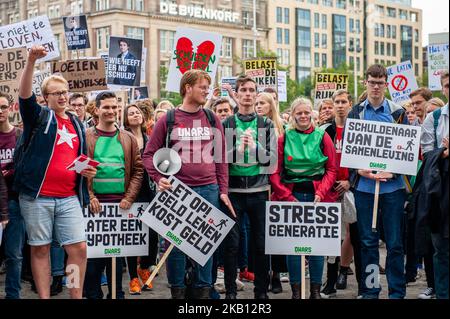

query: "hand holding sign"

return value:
[220, 193, 236, 219]
[67, 155, 99, 177]
[158, 177, 173, 192]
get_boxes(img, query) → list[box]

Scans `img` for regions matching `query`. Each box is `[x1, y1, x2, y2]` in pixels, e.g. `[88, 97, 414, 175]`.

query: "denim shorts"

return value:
[19, 194, 86, 246]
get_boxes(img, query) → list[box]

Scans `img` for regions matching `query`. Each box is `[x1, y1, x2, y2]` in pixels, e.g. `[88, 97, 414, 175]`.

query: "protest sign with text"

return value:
[32, 70, 51, 96]
[278, 71, 287, 102]
[51, 59, 107, 92]
[140, 176, 234, 266]
[220, 77, 237, 97]
[62, 15, 91, 51]
[428, 44, 449, 91]
[314, 73, 348, 107]
[0, 16, 60, 62]
[166, 27, 222, 93]
[0, 47, 27, 102]
[266, 202, 341, 256]
[341, 119, 421, 176]
[387, 61, 418, 105]
[107, 36, 143, 87]
[83, 203, 150, 258]
[243, 57, 278, 93]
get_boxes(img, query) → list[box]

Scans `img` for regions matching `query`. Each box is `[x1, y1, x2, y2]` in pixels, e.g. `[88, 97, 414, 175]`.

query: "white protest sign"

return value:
[428, 44, 449, 91]
[0, 16, 60, 63]
[32, 70, 51, 96]
[140, 176, 234, 266]
[278, 71, 287, 102]
[83, 203, 150, 258]
[387, 61, 418, 105]
[166, 27, 222, 93]
[266, 202, 341, 256]
[341, 119, 422, 176]
[141, 47, 147, 85]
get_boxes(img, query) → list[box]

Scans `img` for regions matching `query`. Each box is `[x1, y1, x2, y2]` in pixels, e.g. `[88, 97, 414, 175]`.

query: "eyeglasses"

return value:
[367, 81, 386, 88]
[0, 105, 9, 111]
[47, 90, 69, 97]
[70, 103, 85, 108]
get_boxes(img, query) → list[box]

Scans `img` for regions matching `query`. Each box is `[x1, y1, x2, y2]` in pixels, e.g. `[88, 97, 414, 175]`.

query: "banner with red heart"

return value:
[166, 27, 222, 93]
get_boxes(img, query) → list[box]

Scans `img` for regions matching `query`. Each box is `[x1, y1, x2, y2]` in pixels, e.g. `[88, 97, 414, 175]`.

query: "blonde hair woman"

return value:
[270, 96, 338, 299]
[255, 92, 285, 136]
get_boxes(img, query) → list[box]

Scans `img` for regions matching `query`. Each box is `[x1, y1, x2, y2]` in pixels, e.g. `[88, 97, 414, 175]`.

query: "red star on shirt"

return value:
[287, 155, 293, 162]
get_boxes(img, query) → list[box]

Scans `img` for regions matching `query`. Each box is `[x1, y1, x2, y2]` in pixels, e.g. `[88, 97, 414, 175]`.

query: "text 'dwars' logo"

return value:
[174, 37, 216, 74]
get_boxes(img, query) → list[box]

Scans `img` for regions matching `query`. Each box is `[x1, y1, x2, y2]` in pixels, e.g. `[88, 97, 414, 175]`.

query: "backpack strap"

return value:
[433, 108, 442, 148]
[166, 109, 176, 147]
[203, 108, 216, 128]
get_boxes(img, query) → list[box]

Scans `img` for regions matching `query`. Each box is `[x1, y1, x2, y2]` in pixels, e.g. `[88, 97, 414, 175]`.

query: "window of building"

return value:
[160, 30, 175, 53]
[401, 25, 412, 61]
[357, 57, 361, 71]
[276, 7, 282, 23]
[392, 43, 397, 56]
[71, 0, 83, 14]
[375, 41, 379, 55]
[126, 27, 145, 44]
[332, 14, 346, 67]
[314, 13, 320, 28]
[126, 0, 144, 11]
[297, 9, 311, 27]
[242, 11, 253, 26]
[220, 37, 233, 58]
[349, 18, 354, 33]
[322, 53, 327, 68]
[96, 0, 110, 11]
[415, 63, 419, 76]
[314, 33, 320, 48]
[285, 29, 290, 44]
[387, 43, 391, 56]
[387, 7, 396, 18]
[277, 28, 283, 44]
[414, 46, 419, 60]
[322, 14, 327, 29]
[336, 0, 346, 9]
[284, 8, 290, 24]
[315, 52, 320, 67]
[48, 5, 60, 18]
[322, 33, 327, 48]
[399, 9, 407, 20]
[96, 26, 110, 50]
[380, 42, 385, 55]
[283, 49, 290, 65]
[355, 19, 360, 33]
[322, 0, 333, 7]
[376, 5, 384, 15]
[410, 12, 418, 22]
[414, 29, 419, 43]
[242, 40, 255, 58]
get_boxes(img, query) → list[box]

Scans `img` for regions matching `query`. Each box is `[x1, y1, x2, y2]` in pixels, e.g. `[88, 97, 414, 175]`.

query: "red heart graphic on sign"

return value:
[176, 37, 194, 74]
[193, 41, 215, 71]
[175, 38, 215, 74]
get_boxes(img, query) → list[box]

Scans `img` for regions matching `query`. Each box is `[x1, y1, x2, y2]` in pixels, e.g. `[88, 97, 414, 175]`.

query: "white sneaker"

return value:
[418, 287, 435, 299]
[280, 273, 289, 283]
[214, 278, 226, 294]
[217, 268, 224, 279]
[236, 278, 245, 291]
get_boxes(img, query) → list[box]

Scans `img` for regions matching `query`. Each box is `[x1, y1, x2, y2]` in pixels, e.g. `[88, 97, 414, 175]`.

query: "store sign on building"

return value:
[160, 2, 240, 23]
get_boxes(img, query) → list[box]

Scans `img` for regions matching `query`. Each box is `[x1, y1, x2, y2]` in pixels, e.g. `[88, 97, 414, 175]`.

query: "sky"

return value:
[412, 0, 449, 45]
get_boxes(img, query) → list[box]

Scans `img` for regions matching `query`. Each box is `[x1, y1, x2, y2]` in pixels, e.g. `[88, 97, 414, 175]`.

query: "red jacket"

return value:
[270, 126, 338, 202]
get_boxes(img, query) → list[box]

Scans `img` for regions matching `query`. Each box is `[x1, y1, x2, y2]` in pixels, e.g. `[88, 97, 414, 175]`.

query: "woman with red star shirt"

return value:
[270, 97, 337, 300]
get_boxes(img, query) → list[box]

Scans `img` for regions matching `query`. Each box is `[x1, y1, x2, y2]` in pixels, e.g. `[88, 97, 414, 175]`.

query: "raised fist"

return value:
[28, 45, 47, 62]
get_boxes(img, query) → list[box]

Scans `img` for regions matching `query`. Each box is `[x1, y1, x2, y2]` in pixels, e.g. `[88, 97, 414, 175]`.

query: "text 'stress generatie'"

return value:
[341, 119, 422, 176]
[266, 202, 341, 257]
[140, 176, 235, 267]
[83, 203, 150, 258]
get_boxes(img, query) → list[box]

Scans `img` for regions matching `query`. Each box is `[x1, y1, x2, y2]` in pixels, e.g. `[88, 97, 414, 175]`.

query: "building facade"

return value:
[1, 0, 423, 98]
[268, 0, 423, 82]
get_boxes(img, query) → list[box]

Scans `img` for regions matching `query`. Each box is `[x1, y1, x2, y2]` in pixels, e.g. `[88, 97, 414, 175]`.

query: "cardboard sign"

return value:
[83, 203, 150, 258]
[387, 61, 419, 105]
[266, 202, 341, 256]
[278, 71, 288, 102]
[0, 47, 27, 103]
[341, 119, 422, 176]
[66, 155, 100, 174]
[140, 176, 235, 266]
[132, 86, 149, 102]
[220, 77, 237, 97]
[166, 27, 222, 93]
[314, 73, 348, 107]
[0, 15, 60, 63]
[32, 70, 51, 96]
[243, 57, 278, 93]
[62, 15, 91, 51]
[428, 44, 449, 91]
[107, 36, 143, 87]
[51, 58, 107, 92]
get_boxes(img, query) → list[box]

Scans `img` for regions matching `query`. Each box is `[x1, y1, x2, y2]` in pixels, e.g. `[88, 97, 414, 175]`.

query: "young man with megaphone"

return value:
[143, 69, 234, 299]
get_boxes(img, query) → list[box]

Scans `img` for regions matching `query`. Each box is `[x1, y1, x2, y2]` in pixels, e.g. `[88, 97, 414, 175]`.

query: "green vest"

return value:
[93, 132, 126, 194]
[283, 128, 328, 183]
[229, 115, 260, 177]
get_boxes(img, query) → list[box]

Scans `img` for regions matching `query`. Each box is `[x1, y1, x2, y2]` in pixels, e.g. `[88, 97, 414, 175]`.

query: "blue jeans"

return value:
[166, 184, 219, 289]
[4, 200, 26, 299]
[431, 233, 449, 299]
[84, 257, 124, 299]
[238, 213, 250, 270]
[50, 239, 65, 276]
[286, 192, 324, 285]
[355, 189, 406, 299]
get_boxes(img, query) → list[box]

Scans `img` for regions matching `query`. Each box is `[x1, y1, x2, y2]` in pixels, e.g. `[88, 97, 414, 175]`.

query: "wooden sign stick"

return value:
[111, 257, 116, 299]
[142, 244, 175, 290]
[372, 180, 381, 232]
[301, 255, 306, 300]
